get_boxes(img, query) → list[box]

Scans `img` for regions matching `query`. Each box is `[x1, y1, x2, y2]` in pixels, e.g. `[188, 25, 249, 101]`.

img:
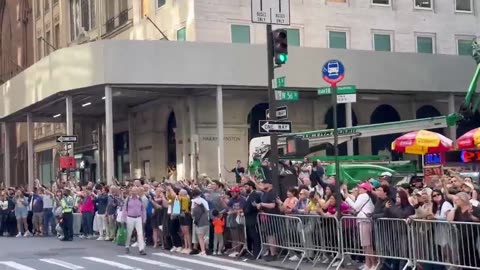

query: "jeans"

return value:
[96, 214, 106, 237]
[82, 212, 94, 236]
[43, 208, 55, 236]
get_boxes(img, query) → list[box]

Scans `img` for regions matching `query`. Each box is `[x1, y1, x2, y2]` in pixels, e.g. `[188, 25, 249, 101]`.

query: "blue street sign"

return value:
[322, 59, 345, 85]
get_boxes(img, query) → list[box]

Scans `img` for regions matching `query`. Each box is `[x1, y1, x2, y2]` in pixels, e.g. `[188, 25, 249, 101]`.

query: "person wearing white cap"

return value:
[379, 172, 397, 202]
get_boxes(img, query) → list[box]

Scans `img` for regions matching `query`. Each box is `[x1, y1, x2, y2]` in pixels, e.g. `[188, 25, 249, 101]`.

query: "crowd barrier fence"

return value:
[256, 213, 480, 270]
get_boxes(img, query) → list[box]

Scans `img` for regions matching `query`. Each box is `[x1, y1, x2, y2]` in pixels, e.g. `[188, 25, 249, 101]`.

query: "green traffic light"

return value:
[278, 53, 288, 63]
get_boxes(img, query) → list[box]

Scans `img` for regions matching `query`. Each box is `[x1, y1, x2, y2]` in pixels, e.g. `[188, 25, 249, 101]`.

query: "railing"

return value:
[255, 213, 480, 270]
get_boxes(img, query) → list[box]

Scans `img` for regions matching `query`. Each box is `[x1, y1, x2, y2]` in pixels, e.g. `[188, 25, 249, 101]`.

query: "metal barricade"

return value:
[293, 214, 342, 268]
[257, 213, 306, 270]
[339, 216, 412, 270]
[224, 213, 252, 257]
[411, 219, 480, 270]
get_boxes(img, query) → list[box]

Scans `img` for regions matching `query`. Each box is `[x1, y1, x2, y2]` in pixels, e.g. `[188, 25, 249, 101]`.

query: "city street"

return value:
[0, 237, 282, 270]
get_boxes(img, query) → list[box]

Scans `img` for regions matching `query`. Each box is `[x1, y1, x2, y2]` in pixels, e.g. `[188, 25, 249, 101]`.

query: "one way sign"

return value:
[259, 120, 292, 134]
[56, 135, 78, 143]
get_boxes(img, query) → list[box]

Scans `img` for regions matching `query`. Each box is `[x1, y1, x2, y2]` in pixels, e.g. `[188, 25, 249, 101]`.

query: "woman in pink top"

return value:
[278, 188, 299, 214]
[80, 188, 95, 239]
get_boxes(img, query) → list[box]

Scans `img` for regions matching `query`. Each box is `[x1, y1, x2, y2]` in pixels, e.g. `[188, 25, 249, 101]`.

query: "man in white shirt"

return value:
[40, 188, 55, 236]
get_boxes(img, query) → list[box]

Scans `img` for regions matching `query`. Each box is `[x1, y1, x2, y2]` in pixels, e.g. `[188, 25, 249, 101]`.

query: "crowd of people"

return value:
[0, 158, 480, 270]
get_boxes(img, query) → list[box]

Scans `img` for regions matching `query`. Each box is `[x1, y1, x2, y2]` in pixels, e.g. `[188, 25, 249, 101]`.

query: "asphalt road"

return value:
[0, 236, 284, 270]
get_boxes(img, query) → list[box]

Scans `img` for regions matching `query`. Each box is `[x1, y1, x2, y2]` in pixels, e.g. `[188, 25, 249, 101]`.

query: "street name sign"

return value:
[56, 135, 78, 143]
[273, 76, 286, 89]
[251, 0, 291, 25]
[266, 106, 288, 120]
[259, 120, 292, 134]
[322, 59, 345, 85]
[275, 90, 298, 101]
[317, 85, 357, 104]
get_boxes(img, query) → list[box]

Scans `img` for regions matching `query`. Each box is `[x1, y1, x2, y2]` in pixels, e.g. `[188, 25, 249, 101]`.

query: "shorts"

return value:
[179, 213, 192, 226]
[15, 208, 28, 219]
[196, 225, 210, 241]
[359, 221, 373, 247]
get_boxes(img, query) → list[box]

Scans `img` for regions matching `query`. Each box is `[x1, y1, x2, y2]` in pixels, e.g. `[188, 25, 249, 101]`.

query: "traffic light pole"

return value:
[266, 24, 280, 195]
[331, 85, 342, 219]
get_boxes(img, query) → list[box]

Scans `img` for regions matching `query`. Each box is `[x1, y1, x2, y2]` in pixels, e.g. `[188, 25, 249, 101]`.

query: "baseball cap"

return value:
[358, 182, 372, 192]
[230, 187, 241, 193]
[380, 172, 393, 177]
[369, 179, 381, 189]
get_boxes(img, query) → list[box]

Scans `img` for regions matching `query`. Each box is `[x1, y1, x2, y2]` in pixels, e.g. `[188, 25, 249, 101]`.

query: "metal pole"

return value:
[187, 96, 197, 180]
[65, 95, 74, 181]
[105, 86, 114, 185]
[2, 123, 10, 188]
[448, 94, 457, 142]
[128, 112, 136, 180]
[331, 86, 342, 218]
[345, 102, 353, 155]
[267, 24, 280, 195]
[26, 113, 34, 191]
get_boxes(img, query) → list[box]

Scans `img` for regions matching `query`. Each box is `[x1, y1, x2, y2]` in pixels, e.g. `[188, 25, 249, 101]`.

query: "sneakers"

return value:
[289, 255, 300, 261]
[79, 235, 86, 239]
[97, 237, 105, 241]
[229, 252, 239, 258]
[197, 251, 207, 256]
[125, 247, 130, 254]
[23, 231, 32, 237]
[15, 233, 22, 238]
[139, 250, 147, 256]
[104, 237, 111, 241]
[131, 242, 139, 248]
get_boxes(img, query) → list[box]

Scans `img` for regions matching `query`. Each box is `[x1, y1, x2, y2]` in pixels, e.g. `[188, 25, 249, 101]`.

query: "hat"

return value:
[380, 172, 393, 177]
[463, 181, 474, 190]
[230, 187, 241, 193]
[369, 179, 381, 189]
[358, 182, 372, 192]
[243, 181, 256, 189]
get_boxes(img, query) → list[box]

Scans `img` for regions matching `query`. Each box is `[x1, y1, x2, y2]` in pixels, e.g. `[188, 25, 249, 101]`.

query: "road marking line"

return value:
[118, 255, 192, 270]
[83, 257, 142, 270]
[196, 255, 280, 270]
[153, 253, 242, 270]
[39, 259, 84, 269]
[0, 261, 37, 270]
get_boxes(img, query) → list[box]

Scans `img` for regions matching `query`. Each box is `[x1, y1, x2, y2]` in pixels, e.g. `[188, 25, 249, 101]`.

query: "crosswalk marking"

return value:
[198, 255, 280, 270]
[153, 253, 242, 270]
[118, 255, 192, 270]
[83, 257, 143, 270]
[39, 259, 84, 269]
[0, 261, 37, 270]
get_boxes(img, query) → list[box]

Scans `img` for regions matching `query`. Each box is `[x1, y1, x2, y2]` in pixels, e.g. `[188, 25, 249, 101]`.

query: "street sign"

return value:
[60, 156, 76, 169]
[273, 76, 286, 89]
[259, 120, 292, 134]
[251, 0, 291, 25]
[275, 90, 298, 101]
[337, 94, 357, 104]
[56, 135, 78, 143]
[322, 59, 345, 85]
[317, 85, 356, 95]
[266, 106, 288, 120]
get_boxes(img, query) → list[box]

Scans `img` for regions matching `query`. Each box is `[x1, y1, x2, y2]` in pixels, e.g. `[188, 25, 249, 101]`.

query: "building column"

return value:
[345, 103, 354, 156]
[2, 123, 10, 188]
[105, 86, 114, 185]
[27, 113, 34, 191]
[181, 100, 189, 180]
[216, 86, 225, 181]
[448, 93, 457, 142]
[188, 96, 197, 180]
[66, 96, 74, 156]
[128, 112, 137, 180]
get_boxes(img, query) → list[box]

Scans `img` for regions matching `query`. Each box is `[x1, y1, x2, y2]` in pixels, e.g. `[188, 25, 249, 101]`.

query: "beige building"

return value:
[3, 0, 478, 187]
[0, 0, 34, 187]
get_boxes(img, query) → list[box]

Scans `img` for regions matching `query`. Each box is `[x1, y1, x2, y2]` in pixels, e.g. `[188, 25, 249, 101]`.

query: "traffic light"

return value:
[272, 29, 288, 65]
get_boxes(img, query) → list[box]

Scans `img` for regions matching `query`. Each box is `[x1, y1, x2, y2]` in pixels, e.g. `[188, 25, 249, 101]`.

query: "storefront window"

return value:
[39, 150, 53, 186]
[114, 132, 130, 181]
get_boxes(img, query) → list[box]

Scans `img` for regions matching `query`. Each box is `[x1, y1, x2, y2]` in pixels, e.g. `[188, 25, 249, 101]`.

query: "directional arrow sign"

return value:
[266, 106, 288, 120]
[56, 135, 78, 143]
[259, 120, 292, 134]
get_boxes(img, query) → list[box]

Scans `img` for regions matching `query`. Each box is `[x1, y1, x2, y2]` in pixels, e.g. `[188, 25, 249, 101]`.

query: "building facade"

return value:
[15, 0, 480, 186]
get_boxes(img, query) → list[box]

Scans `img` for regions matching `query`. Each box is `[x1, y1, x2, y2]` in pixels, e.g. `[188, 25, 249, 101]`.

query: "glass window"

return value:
[70, 0, 96, 41]
[37, 37, 43, 60]
[372, 0, 390, 5]
[177, 27, 186, 41]
[157, 0, 166, 8]
[458, 39, 474, 56]
[456, 0, 472, 12]
[415, 0, 432, 8]
[286, 28, 300, 46]
[45, 31, 51, 55]
[231, 25, 250, 44]
[54, 24, 60, 48]
[417, 36, 434, 54]
[374, 33, 391, 52]
[329, 31, 347, 49]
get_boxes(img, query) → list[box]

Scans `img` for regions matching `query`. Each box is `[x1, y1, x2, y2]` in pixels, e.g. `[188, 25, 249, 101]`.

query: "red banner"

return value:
[60, 156, 76, 169]
[423, 165, 443, 186]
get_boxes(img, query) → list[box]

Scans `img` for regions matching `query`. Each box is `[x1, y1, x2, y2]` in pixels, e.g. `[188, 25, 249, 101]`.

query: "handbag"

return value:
[116, 225, 127, 246]
[172, 198, 181, 216]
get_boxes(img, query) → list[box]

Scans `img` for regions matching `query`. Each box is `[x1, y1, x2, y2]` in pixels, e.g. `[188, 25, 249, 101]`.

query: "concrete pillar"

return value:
[128, 112, 137, 180]
[66, 96, 74, 156]
[345, 103, 354, 155]
[216, 86, 225, 181]
[448, 93, 457, 142]
[188, 96, 197, 180]
[2, 123, 10, 188]
[181, 100, 189, 180]
[26, 113, 34, 191]
[105, 86, 114, 185]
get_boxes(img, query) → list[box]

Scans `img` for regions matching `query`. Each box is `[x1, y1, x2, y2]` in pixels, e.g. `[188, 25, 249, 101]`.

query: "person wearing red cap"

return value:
[226, 186, 246, 257]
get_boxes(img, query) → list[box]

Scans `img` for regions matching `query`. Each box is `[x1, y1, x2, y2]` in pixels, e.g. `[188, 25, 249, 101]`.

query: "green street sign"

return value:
[317, 85, 356, 95]
[275, 90, 298, 101]
[274, 76, 286, 89]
